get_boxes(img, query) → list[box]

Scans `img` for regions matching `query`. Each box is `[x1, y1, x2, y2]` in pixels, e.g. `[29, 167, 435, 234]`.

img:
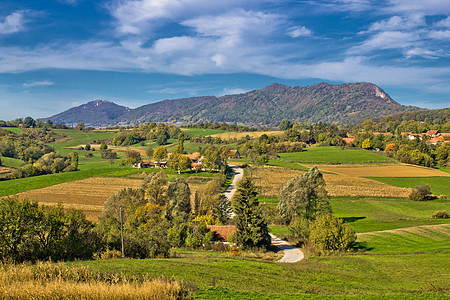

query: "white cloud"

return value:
[287, 26, 312, 38]
[429, 30, 450, 39]
[22, 80, 54, 88]
[386, 0, 450, 15]
[367, 15, 425, 32]
[405, 48, 440, 59]
[350, 31, 418, 54]
[221, 88, 248, 95]
[0, 11, 27, 35]
[434, 16, 450, 28]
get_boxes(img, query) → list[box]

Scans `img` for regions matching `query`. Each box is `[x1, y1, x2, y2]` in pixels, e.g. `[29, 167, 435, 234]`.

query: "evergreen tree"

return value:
[233, 178, 270, 249]
[71, 151, 78, 170]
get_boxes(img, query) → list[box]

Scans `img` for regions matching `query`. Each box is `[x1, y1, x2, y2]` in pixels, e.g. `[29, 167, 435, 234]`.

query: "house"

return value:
[154, 161, 168, 168]
[428, 136, 445, 145]
[207, 225, 236, 242]
[426, 130, 439, 137]
[342, 136, 355, 144]
[228, 150, 241, 159]
[132, 162, 151, 169]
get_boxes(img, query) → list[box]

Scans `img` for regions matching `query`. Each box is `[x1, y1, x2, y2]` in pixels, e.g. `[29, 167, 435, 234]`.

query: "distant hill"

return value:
[47, 100, 130, 127]
[49, 82, 423, 126]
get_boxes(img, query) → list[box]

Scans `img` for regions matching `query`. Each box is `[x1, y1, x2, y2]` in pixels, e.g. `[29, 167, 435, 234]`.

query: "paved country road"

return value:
[270, 233, 305, 263]
[224, 164, 244, 201]
[224, 164, 304, 263]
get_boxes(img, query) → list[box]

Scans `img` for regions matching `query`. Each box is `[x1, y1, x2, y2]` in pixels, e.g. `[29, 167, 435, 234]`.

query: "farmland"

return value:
[279, 146, 395, 164]
[210, 130, 284, 140]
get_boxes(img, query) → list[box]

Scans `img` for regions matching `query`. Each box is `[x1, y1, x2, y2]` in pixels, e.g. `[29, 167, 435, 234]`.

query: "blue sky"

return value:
[0, 0, 449, 120]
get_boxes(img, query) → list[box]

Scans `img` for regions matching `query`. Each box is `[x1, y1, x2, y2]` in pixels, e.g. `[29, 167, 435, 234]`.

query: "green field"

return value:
[357, 225, 450, 254]
[3, 127, 22, 134]
[0, 156, 24, 168]
[73, 250, 449, 299]
[52, 129, 117, 152]
[331, 196, 450, 233]
[369, 177, 450, 198]
[0, 167, 149, 196]
[181, 128, 226, 137]
[279, 146, 395, 164]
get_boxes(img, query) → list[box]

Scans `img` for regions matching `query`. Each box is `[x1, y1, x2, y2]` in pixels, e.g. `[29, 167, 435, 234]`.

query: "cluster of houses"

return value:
[343, 130, 449, 146]
[133, 149, 241, 170]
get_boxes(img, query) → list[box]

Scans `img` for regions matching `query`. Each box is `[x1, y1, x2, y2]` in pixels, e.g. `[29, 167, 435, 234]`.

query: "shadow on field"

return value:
[342, 216, 366, 223]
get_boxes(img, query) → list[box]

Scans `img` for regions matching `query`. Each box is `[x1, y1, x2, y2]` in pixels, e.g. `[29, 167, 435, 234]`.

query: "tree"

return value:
[71, 151, 78, 170]
[233, 178, 270, 249]
[409, 185, 432, 201]
[99, 143, 108, 151]
[278, 166, 331, 223]
[76, 122, 85, 131]
[142, 171, 168, 206]
[361, 138, 373, 149]
[166, 178, 191, 220]
[145, 146, 154, 158]
[170, 153, 191, 174]
[23, 116, 35, 128]
[173, 132, 185, 154]
[125, 150, 142, 164]
[279, 119, 293, 131]
[153, 146, 168, 162]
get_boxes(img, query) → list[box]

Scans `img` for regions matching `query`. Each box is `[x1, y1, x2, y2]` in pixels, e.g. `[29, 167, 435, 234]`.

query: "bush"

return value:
[85, 144, 91, 151]
[309, 214, 356, 252]
[84, 152, 93, 158]
[409, 185, 432, 201]
[288, 217, 311, 243]
[430, 210, 449, 219]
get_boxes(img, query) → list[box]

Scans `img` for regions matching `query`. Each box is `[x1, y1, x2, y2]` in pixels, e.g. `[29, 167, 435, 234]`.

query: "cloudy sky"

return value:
[0, 0, 449, 120]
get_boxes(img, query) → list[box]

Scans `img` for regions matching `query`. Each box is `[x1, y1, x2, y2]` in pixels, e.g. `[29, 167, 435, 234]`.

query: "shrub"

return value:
[85, 152, 93, 158]
[99, 143, 108, 151]
[85, 144, 91, 151]
[430, 210, 449, 219]
[288, 217, 311, 243]
[98, 249, 122, 260]
[409, 185, 432, 201]
[309, 214, 356, 252]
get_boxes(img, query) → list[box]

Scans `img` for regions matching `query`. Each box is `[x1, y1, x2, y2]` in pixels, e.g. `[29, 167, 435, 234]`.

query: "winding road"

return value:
[225, 164, 304, 263]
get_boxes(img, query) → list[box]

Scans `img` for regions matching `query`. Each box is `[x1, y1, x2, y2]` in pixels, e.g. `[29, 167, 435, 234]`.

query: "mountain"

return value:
[49, 82, 422, 126]
[47, 100, 130, 127]
[117, 82, 420, 125]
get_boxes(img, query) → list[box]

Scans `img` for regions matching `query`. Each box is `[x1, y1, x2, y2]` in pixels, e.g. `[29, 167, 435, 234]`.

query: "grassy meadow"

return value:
[279, 146, 395, 164]
[369, 176, 450, 198]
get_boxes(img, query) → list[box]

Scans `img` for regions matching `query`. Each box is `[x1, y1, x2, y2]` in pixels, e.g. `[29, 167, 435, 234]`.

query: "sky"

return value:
[0, 0, 449, 120]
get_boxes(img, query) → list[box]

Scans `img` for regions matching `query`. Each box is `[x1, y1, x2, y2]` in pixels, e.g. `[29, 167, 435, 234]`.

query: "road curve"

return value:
[270, 233, 304, 263]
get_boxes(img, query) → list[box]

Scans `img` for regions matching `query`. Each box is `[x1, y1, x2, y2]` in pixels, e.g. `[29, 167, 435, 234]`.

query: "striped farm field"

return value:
[15, 175, 207, 222]
[314, 163, 450, 178]
[252, 165, 410, 198]
[16, 177, 142, 221]
[357, 224, 450, 254]
[209, 131, 284, 140]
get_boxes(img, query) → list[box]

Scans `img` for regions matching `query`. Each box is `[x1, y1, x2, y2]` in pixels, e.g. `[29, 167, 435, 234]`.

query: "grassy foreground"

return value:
[73, 250, 449, 299]
[369, 177, 450, 198]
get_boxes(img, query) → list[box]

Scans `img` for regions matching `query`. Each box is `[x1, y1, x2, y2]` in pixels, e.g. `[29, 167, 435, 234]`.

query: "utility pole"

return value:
[120, 207, 124, 258]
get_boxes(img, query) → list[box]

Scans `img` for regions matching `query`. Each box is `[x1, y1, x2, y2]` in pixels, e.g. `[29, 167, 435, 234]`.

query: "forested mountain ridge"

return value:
[48, 82, 422, 126]
[46, 100, 130, 127]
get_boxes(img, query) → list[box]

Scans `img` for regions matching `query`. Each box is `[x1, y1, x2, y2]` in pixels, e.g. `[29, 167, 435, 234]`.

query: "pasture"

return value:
[0, 156, 24, 168]
[74, 250, 449, 298]
[279, 146, 395, 164]
[369, 177, 450, 198]
[331, 196, 450, 233]
[181, 128, 226, 137]
[357, 224, 450, 254]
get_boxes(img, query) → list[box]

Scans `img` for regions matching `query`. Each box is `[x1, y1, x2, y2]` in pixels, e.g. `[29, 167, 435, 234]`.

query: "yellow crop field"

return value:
[252, 165, 410, 198]
[210, 131, 284, 140]
[311, 164, 450, 178]
[16, 176, 208, 222]
[17, 177, 142, 221]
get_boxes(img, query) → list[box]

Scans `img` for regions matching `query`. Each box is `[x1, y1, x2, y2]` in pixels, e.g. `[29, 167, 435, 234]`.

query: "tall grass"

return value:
[0, 261, 190, 299]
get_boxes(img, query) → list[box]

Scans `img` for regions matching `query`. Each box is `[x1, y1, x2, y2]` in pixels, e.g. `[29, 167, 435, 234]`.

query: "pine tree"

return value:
[233, 178, 270, 249]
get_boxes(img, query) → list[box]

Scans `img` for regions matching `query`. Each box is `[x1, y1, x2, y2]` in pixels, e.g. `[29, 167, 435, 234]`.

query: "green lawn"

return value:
[166, 141, 207, 154]
[369, 177, 450, 198]
[1, 156, 24, 168]
[51, 129, 117, 151]
[279, 146, 395, 164]
[73, 250, 449, 298]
